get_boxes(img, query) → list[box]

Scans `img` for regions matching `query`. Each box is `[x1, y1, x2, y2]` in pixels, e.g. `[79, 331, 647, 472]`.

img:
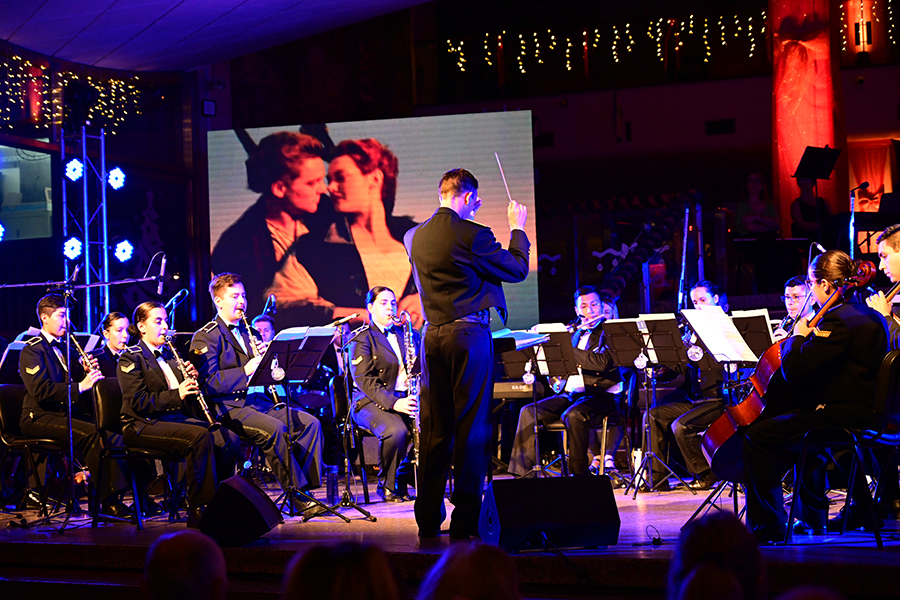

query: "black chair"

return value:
[784, 349, 900, 547]
[329, 376, 372, 504]
[0, 384, 65, 517]
[91, 378, 184, 529]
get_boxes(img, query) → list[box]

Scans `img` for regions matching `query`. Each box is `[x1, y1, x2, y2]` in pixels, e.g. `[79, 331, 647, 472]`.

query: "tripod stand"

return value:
[252, 326, 349, 522]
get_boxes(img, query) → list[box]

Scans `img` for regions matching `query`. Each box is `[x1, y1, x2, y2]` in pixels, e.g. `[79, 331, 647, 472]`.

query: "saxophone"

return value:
[394, 310, 420, 485]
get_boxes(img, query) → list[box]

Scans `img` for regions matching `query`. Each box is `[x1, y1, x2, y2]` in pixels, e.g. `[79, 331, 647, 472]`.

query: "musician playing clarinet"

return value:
[508, 287, 626, 486]
[347, 286, 418, 502]
[91, 311, 131, 377]
[117, 302, 241, 527]
[19, 293, 131, 518]
[190, 272, 324, 515]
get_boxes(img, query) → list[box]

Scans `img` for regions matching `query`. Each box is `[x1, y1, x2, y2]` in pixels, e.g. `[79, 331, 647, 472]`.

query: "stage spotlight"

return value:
[65, 158, 84, 181]
[63, 237, 82, 260]
[0, 221, 5, 242]
[114, 240, 134, 262]
[108, 167, 125, 190]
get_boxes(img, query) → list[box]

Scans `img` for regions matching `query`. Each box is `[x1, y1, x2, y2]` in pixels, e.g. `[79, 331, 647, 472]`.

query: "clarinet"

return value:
[394, 311, 420, 485]
[164, 335, 220, 431]
[238, 311, 285, 409]
[68, 332, 98, 373]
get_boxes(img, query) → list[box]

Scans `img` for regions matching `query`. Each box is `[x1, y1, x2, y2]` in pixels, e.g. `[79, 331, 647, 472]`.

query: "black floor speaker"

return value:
[479, 475, 620, 552]
[199, 475, 283, 546]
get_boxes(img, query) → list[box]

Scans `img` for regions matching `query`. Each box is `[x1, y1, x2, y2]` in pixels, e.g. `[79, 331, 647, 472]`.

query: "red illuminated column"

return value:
[770, 0, 848, 231]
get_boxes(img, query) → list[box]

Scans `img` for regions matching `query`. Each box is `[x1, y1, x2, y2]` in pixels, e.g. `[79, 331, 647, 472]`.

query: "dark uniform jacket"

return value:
[189, 316, 252, 410]
[571, 324, 621, 394]
[117, 341, 187, 425]
[19, 333, 90, 420]
[404, 207, 530, 326]
[348, 323, 421, 412]
[91, 346, 120, 378]
[779, 300, 888, 411]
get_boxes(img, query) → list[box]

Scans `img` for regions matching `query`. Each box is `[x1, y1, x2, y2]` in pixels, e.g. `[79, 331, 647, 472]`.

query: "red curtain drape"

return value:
[848, 140, 894, 211]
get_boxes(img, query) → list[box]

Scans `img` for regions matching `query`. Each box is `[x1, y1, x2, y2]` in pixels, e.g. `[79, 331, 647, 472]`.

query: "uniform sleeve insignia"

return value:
[120, 363, 136, 373]
[25, 365, 40, 375]
[191, 344, 209, 355]
[813, 329, 832, 338]
[352, 356, 364, 365]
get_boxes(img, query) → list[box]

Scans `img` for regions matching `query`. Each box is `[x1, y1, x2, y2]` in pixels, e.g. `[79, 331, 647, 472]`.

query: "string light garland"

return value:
[748, 16, 756, 58]
[518, 33, 527, 74]
[612, 25, 620, 63]
[535, 31, 543, 64]
[626, 23, 634, 52]
[484, 33, 493, 66]
[889, 0, 895, 44]
[704, 18, 711, 62]
[565, 37, 572, 71]
[720, 15, 727, 46]
[0, 53, 143, 133]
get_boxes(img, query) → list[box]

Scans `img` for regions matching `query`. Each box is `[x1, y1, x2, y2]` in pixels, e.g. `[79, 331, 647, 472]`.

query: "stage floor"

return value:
[1, 476, 899, 600]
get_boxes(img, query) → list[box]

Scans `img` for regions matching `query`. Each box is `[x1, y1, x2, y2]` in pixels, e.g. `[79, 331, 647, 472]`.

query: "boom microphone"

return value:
[327, 313, 360, 327]
[850, 182, 870, 192]
[264, 294, 277, 316]
[157, 255, 167, 295]
[164, 288, 189, 313]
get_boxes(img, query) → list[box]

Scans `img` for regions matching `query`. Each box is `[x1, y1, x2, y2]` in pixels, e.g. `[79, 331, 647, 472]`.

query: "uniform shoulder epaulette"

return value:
[197, 320, 218, 334]
[348, 324, 370, 341]
[25, 336, 42, 347]
[123, 345, 142, 354]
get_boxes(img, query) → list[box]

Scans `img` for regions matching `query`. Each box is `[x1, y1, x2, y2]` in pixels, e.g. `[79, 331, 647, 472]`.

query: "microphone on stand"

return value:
[814, 243, 827, 254]
[850, 182, 870, 193]
[156, 255, 167, 295]
[164, 289, 189, 313]
[327, 313, 360, 327]
[263, 294, 277, 316]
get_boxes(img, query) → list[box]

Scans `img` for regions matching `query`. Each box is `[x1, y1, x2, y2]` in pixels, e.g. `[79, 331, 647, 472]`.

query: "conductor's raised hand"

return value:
[508, 199, 527, 231]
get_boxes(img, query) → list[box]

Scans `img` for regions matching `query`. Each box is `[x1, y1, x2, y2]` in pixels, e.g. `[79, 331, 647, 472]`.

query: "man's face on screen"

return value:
[273, 158, 327, 216]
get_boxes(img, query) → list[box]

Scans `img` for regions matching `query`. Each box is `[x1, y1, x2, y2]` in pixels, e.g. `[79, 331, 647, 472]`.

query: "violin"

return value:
[701, 261, 876, 483]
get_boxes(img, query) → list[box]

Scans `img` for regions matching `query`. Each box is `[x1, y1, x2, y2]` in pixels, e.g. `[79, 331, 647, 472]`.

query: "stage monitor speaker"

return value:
[479, 475, 620, 552]
[200, 475, 282, 546]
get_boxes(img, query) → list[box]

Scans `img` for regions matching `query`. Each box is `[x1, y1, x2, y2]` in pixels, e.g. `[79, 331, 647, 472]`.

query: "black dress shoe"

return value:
[605, 469, 626, 489]
[377, 485, 405, 503]
[687, 471, 718, 491]
[827, 505, 883, 532]
[638, 478, 670, 492]
[791, 519, 826, 536]
[187, 505, 205, 529]
[101, 500, 134, 520]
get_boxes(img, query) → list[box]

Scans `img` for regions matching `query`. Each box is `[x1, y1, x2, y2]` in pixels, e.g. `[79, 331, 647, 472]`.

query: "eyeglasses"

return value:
[780, 295, 805, 302]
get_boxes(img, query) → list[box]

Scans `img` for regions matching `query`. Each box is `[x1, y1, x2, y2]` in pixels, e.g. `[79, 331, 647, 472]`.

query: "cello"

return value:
[700, 261, 876, 483]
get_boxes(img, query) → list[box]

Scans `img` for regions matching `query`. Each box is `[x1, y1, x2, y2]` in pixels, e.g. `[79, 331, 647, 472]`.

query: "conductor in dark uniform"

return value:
[190, 272, 324, 511]
[18, 293, 130, 517]
[348, 286, 419, 502]
[117, 301, 240, 526]
[405, 168, 530, 539]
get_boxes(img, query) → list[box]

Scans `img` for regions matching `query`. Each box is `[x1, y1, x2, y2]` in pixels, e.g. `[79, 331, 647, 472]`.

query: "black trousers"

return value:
[649, 397, 725, 478]
[221, 402, 323, 492]
[508, 392, 621, 476]
[123, 415, 240, 508]
[352, 402, 414, 492]
[21, 409, 127, 503]
[416, 321, 493, 536]
[743, 403, 879, 532]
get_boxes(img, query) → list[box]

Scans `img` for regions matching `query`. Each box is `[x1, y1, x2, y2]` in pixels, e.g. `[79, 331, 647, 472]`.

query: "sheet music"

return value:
[491, 328, 550, 351]
[681, 306, 758, 363]
[533, 322, 569, 333]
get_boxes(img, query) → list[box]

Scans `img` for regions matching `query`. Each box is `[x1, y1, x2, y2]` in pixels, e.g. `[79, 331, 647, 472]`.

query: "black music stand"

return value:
[251, 326, 350, 522]
[602, 316, 695, 497]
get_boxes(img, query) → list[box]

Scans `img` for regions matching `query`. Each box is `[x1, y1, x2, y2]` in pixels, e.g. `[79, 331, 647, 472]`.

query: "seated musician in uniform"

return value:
[92, 311, 131, 377]
[647, 280, 728, 492]
[508, 286, 626, 485]
[251, 314, 276, 344]
[118, 301, 241, 527]
[347, 286, 417, 502]
[190, 272, 324, 514]
[745, 250, 887, 543]
[18, 293, 131, 518]
[773, 277, 815, 342]
[861, 223, 900, 522]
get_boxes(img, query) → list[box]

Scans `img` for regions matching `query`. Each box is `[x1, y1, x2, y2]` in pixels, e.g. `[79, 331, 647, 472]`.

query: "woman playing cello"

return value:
[744, 250, 887, 543]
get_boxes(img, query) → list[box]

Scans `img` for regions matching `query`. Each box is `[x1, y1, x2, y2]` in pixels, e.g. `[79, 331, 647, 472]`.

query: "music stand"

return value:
[251, 326, 350, 522]
[602, 315, 695, 497]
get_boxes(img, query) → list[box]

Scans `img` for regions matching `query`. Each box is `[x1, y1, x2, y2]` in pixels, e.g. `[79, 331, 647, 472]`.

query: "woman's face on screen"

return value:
[328, 155, 380, 215]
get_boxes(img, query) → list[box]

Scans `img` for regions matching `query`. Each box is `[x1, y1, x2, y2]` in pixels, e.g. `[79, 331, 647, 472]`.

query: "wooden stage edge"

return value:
[1, 476, 899, 600]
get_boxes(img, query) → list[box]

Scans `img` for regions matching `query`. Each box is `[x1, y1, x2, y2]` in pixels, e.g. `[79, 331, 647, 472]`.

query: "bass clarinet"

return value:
[394, 310, 420, 486]
[164, 335, 220, 431]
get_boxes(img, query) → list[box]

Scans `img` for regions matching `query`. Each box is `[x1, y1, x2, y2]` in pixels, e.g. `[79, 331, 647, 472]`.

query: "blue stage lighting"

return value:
[107, 167, 125, 190]
[63, 237, 83, 260]
[0, 221, 5, 242]
[114, 240, 134, 262]
[65, 159, 84, 182]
